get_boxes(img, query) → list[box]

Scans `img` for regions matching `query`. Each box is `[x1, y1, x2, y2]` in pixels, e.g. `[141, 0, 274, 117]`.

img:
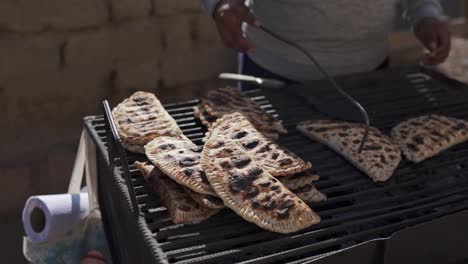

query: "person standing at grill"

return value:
[202, 0, 450, 89]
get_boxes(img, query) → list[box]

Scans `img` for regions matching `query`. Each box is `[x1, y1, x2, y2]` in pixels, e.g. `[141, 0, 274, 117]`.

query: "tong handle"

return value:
[259, 25, 370, 152]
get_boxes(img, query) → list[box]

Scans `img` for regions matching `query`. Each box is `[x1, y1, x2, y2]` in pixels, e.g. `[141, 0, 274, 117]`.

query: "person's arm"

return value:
[402, 0, 443, 25]
[401, 0, 450, 64]
[201, 0, 220, 16]
[200, 0, 261, 52]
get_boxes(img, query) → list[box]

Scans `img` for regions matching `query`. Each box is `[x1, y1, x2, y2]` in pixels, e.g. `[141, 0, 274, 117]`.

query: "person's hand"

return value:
[213, 0, 261, 52]
[414, 17, 451, 65]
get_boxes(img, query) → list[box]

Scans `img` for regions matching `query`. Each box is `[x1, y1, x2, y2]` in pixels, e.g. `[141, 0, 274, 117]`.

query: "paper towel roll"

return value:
[22, 193, 89, 243]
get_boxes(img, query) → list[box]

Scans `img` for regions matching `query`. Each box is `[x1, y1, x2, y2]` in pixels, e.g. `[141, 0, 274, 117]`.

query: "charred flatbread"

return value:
[278, 171, 326, 204]
[112, 91, 184, 153]
[289, 184, 326, 204]
[277, 171, 320, 190]
[184, 187, 225, 209]
[201, 134, 320, 234]
[209, 112, 311, 176]
[194, 104, 217, 128]
[145, 136, 216, 196]
[134, 161, 220, 224]
[200, 87, 287, 138]
[391, 115, 468, 162]
[297, 120, 401, 182]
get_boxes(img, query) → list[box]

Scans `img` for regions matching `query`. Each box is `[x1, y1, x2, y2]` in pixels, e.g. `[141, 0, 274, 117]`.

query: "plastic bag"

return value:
[23, 130, 111, 264]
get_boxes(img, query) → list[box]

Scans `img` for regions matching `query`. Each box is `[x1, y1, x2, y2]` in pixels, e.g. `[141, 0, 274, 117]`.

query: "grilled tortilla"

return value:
[145, 136, 216, 196]
[184, 187, 225, 209]
[194, 104, 217, 128]
[200, 87, 287, 138]
[112, 91, 184, 153]
[289, 184, 327, 204]
[202, 133, 320, 234]
[278, 171, 326, 204]
[208, 112, 311, 176]
[134, 161, 220, 224]
[298, 120, 401, 182]
[277, 171, 320, 190]
[391, 115, 468, 163]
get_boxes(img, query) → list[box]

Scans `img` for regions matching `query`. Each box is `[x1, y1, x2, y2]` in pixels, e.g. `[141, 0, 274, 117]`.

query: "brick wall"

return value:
[0, 1, 236, 262]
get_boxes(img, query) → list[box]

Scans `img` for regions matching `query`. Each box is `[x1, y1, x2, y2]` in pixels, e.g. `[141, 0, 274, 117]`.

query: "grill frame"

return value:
[85, 66, 468, 264]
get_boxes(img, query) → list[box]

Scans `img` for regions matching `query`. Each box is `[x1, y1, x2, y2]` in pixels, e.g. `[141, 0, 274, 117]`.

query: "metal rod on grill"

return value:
[259, 25, 370, 153]
[103, 100, 140, 217]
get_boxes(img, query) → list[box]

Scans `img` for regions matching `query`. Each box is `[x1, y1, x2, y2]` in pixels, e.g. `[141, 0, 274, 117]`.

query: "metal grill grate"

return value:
[85, 67, 468, 264]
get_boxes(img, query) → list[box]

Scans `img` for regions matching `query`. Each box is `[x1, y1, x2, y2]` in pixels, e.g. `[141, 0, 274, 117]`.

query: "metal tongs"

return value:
[253, 25, 371, 152]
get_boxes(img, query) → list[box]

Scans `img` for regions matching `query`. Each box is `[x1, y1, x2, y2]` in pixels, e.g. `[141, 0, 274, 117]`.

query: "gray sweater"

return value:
[202, 0, 443, 81]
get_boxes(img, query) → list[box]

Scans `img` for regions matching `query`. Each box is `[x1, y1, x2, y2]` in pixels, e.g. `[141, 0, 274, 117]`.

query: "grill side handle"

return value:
[103, 100, 140, 218]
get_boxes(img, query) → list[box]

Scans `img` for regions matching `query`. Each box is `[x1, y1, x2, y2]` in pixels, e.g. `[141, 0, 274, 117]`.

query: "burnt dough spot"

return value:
[243, 186, 260, 199]
[263, 200, 277, 210]
[159, 143, 176, 150]
[276, 199, 296, 219]
[412, 136, 425, 145]
[248, 167, 264, 177]
[338, 133, 349, 137]
[233, 157, 252, 168]
[407, 143, 419, 152]
[179, 157, 198, 167]
[364, 145, 382, 151]
[234, 131, 248, 139]
[218, 149, 234, 157]
[259, 182, 271, 187]
[279, 159, 293, 166]
[183, 168, 194, 177]
[200, 170, 210, 184]
[243, 139, 260, 150]
[229, 174, 247, 193]
[220, 161, 233, 170]
[271, 185, 280, 191]
[251, 200, 261, 209]
[191, 146, 203, 153]
[133, 95, 147, 102]
[314, 127, 329, 132]
[380, 154, 387, 164]
[454, 122, 467, 130]
[212, 141, 225, 149]
[136, 101, 149, 106]
[271, 153, 279, 160]
[229, 169, 260, 193]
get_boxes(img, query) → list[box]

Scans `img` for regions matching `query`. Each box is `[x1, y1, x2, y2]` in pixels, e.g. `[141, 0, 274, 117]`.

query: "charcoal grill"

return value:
[85, 66, 468, 264]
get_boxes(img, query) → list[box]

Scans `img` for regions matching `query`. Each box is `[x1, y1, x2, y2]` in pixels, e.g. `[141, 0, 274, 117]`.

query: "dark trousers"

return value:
[239, 54, 390, 91]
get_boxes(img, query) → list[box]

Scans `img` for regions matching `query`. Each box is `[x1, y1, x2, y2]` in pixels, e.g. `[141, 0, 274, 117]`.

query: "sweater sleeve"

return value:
[401, 0, 444, 25]
[201, 0, 220, 15]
